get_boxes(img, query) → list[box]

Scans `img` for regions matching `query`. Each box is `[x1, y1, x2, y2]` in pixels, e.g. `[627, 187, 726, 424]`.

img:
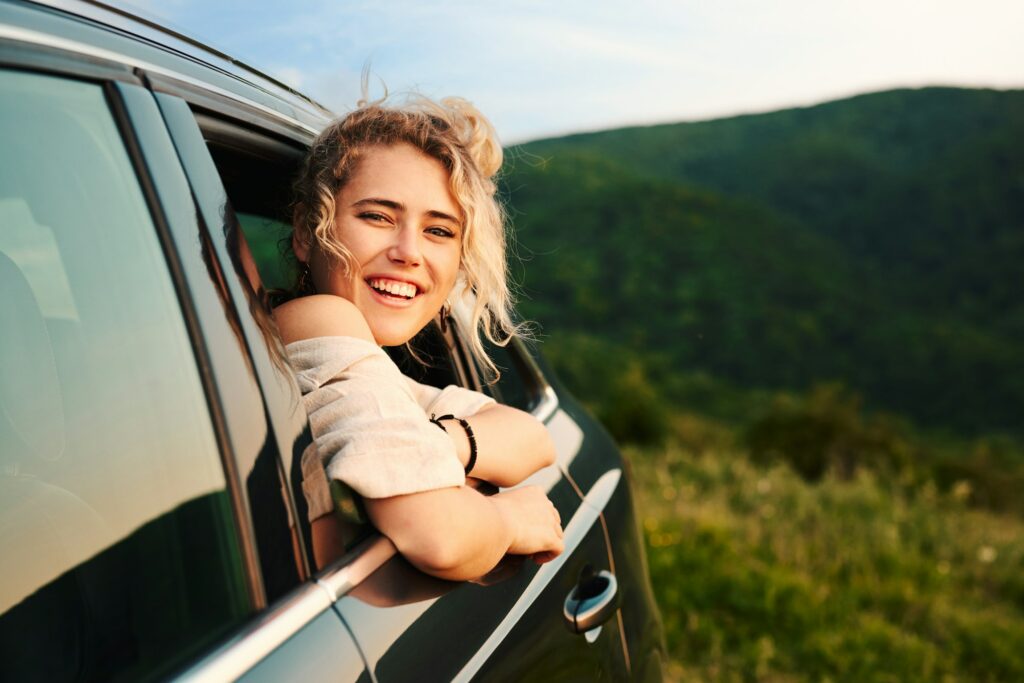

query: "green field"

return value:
[629, 410, 1024, 682]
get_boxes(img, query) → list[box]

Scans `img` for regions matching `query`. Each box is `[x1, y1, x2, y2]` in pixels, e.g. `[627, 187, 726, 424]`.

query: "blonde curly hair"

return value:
[290, 94, 521, 379]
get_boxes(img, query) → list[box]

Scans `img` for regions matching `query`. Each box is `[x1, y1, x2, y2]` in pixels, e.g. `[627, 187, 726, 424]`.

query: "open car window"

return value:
[195, 114, 475, 567]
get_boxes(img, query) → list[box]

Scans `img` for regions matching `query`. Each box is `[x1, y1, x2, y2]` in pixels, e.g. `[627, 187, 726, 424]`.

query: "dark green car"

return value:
[0, 1, 665, 679]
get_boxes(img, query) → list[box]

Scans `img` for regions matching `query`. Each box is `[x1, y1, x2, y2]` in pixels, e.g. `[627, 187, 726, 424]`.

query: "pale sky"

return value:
[131, 0, 1023, 143]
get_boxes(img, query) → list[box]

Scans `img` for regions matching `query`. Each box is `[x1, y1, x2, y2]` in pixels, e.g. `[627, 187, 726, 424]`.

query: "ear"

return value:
[292, 230, 311, 263]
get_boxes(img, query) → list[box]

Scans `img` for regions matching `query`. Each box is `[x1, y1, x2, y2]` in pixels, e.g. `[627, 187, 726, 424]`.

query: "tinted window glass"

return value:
[482, 339, 536, 411]
[0, 70, 249, 681]
[237, 211, 295, 292]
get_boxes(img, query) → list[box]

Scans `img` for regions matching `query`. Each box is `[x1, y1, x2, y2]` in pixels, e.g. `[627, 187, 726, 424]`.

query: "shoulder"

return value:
[273, 295, 375, 345]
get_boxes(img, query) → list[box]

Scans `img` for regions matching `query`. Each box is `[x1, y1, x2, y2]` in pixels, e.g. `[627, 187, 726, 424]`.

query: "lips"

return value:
[366, 277, 421, 300]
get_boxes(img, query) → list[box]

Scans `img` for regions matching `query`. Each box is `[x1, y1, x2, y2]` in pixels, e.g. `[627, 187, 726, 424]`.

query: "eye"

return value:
[359, 211, 393, 225]
[426, 226, 457, 239]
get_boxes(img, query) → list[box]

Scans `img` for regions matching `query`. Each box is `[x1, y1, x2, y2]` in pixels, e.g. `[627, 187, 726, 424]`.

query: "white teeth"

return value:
[369, 278, 417, 299]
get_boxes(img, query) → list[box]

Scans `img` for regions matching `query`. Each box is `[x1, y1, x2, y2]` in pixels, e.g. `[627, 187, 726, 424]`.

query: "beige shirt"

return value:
[286, 336, 495, 520]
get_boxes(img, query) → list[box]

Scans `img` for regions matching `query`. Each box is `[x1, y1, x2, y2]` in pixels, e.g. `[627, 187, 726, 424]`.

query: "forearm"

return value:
[363, 486, 515, 581]
[310, 514, 346, 570]
[444, 405, 556, 487]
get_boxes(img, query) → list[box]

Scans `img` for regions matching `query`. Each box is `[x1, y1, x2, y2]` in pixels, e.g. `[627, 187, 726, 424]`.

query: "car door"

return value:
[146, 79, 630, 680]
[517, 347, 667, 681]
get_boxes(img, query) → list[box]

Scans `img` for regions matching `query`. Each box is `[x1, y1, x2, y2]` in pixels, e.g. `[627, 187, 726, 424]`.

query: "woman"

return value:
[274, 95, 564, 581]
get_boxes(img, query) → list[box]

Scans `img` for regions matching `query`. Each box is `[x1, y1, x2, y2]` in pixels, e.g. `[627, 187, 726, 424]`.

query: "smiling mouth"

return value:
[367, 277, 420, 300]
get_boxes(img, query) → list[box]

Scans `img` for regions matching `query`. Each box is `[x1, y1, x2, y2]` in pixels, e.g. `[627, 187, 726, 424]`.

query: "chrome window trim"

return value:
[31, 0, 334, 116]
[0, 23, 326, 136]
[315, 536, 399, 601]
[508, 335, 560, 423]
[453, 468, 623, 681]
[174, 582, 335, 682]
[533, 384, 559, 424]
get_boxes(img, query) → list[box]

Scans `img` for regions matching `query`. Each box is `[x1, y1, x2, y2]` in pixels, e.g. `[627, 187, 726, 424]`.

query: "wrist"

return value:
[489, 493, 520, 553]
[431, 414, 476, 473]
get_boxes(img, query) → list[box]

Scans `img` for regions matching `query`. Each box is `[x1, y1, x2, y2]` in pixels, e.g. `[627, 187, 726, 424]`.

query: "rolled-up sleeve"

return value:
[287, 336, 466, 501]
[404, 377, 497, 417]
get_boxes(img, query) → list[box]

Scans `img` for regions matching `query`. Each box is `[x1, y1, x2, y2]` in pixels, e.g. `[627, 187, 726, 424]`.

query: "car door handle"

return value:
[563, 567, 619, 634]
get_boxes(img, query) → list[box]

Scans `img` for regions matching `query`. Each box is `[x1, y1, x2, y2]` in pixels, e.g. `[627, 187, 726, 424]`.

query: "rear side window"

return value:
[481, 338, 541, 412]
[0, 70, 250, 681]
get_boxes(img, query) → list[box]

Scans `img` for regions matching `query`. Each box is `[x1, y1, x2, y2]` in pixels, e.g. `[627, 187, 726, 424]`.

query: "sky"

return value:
[130, 0, 1023, 143]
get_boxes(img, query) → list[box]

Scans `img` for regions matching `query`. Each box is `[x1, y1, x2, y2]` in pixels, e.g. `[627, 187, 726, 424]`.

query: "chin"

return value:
[367, 321, 419, 348]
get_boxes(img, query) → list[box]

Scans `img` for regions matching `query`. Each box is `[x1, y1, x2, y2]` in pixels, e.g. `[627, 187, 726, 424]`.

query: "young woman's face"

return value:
[301, 143, 463, 346]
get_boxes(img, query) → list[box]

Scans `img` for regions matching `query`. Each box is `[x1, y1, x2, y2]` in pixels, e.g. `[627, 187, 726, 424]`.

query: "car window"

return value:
[0, 70, 250, 681]
[197, 127, 385, 556]
[483, 341, 533, 410]
[236, 211, 295, 291]
[476, 337, 544, 413]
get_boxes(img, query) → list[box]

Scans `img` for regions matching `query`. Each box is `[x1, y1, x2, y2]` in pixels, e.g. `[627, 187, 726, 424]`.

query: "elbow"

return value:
[527, 425, 558, 474]
[396, 533, 492, 581]
[379, 509, 492, 579]
[487, 430, 556, 489]
[489, 423, 557, 489]
[537, 433, 557, 469]
[401, 533, 460, 572]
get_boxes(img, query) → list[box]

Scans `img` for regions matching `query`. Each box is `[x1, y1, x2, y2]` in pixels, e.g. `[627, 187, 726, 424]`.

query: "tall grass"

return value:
[630, 415, 1024, 682]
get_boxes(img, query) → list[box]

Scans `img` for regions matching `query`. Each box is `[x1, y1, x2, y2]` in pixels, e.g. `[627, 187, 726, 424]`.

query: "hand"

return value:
[492, 486, 564, 561]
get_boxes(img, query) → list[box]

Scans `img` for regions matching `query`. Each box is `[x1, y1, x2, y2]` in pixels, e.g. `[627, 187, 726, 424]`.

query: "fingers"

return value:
[532, 532, 565, 564]
[496, 486, 565, 559]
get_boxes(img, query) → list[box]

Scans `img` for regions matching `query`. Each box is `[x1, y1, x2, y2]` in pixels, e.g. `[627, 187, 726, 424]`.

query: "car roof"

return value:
[5, 0, 336, 136]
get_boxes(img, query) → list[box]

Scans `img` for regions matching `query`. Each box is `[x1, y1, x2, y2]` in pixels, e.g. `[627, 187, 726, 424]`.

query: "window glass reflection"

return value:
[0, 70, 248, 680]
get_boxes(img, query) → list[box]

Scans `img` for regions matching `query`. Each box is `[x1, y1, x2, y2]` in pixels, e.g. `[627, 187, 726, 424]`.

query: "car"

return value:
[0, 1, 666, 680]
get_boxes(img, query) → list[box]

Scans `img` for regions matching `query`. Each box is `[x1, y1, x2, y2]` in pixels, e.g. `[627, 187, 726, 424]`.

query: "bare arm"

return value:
[275, 295, 563, 579]
[440, 404, 556, 488]
[364, 485, 562, 581]
[278, 294, 555, 487]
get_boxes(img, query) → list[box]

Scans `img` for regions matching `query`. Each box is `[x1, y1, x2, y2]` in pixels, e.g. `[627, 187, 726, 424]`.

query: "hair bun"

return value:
[440, 97, 503, 178]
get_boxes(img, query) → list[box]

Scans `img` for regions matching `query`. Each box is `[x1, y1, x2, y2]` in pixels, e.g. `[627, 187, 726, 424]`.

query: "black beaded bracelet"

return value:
[430, 413, 478, 475]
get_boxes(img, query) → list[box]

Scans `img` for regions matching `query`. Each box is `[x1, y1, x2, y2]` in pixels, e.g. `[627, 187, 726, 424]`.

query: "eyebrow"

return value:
[352, 198, 461, 225]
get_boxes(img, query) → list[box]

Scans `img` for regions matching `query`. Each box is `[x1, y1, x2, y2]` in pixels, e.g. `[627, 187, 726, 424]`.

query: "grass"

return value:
[629, 414, 1024, 682]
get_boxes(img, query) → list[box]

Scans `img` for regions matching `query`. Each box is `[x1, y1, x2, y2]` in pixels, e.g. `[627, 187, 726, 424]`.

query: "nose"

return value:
[387, 223, 422, 267]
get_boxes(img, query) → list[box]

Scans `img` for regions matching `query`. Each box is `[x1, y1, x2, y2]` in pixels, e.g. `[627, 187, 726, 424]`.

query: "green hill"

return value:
[504, 87, 1024, 436]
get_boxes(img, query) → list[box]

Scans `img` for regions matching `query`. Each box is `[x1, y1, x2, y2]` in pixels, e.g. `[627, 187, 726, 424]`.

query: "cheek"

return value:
[331, 223, 368, 261]
[430, 246, 462, 287]
[444, 255, 463, 290]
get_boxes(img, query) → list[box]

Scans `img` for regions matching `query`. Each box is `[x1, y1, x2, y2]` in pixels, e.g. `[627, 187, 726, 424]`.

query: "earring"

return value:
[439, 302, 451, 333]
[296, 262, 314, 295]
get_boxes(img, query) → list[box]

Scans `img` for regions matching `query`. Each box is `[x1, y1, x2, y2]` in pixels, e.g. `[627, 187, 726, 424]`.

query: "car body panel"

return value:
[238, 607, 367, 683]
[334, 469, 622, 682]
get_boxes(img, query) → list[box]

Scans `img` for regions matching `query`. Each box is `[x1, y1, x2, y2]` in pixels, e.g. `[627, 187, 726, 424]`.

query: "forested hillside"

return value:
[504, 87, 1024, 435]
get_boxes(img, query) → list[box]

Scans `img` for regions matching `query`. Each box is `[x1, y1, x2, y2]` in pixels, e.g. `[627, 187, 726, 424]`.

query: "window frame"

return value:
[112, 79, 281, 606]
[154, 94, 320, 580]
[147, 86, 394, 677]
